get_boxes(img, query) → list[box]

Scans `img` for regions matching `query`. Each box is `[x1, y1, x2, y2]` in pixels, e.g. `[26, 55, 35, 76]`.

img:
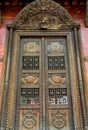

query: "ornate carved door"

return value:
[0, 0, 88, 130]
[17, 36, 74, 130]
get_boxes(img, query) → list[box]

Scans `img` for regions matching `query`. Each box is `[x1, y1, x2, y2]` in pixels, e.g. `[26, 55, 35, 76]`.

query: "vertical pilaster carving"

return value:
[73, 27, 88, 129]
[0, 29, 13, 129]
[74, 28, 88, 129]
[5, 30, 18, 130]
[67, 32, 83, 129]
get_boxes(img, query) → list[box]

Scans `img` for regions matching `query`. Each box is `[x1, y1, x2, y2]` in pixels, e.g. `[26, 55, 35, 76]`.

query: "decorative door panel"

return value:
[0, 0, 87, 129]
[49, 109, 70, 130]
[44, 38, 71, 130]
[17, 36, 73, 130]
[19, 109, 39, 130]
[18, 38, 41, 130]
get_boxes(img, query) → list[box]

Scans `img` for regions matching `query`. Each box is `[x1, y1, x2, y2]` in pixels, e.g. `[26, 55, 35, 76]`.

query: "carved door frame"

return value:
[0, 0, 88, 129]
[14, 31, 74, 130]
[0, 29, 87, 130]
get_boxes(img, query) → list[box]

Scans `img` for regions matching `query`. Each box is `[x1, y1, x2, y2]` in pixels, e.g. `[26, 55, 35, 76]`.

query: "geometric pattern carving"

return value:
[48, 56, 65, 70]
[48, 42, 63, 53]
[49, 88, 68, 104]
[22, 56, 39, 70]
[52, 111, 66, 129]
[23, 41, 39, 53]
[22, 111, 36, 129]
[20, 88, 39, 105]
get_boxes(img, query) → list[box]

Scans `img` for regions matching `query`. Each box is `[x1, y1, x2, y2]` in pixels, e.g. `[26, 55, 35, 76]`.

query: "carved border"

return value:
[1, 30, 84, 130]
[0, 27, 87, 129]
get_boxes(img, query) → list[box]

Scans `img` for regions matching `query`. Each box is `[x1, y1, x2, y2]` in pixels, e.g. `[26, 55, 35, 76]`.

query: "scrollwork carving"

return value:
[21, 74, 39, 84]
[48, 74, 65, 85]
[52, 111, 66, 129]
[8, 0, 76, 29]
[22, 111, 36, 129]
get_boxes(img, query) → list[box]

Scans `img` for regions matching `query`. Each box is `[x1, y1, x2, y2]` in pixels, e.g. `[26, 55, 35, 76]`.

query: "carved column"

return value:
[0, 28, 13, 130]
[77, 28, 88, 130]
[4, 28, 18, 130]
[73, 27, 88, 130]
[67, 31, 82, 130]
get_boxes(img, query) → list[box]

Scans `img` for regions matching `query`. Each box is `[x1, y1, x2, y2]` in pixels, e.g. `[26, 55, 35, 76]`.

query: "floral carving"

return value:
[21, 74, 39, 84]
[49, 74, 65, 85]
[8, 0, 76, 29]
[48, 41, 63, 53]
[23, 41, 39, 53]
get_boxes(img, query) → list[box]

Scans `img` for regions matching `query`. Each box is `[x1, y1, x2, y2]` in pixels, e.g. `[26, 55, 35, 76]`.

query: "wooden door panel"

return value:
[18, 36, 73, 130]
[19, 109, 39, 130]
[49, 109, 70, 130]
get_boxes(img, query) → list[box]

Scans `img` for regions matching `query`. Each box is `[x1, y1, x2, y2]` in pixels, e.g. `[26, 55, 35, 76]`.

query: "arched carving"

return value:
[8, 0, 76, 29]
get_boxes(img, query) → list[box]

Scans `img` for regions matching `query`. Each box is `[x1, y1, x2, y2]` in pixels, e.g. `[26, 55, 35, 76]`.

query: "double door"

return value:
[17, 36, 74, 130]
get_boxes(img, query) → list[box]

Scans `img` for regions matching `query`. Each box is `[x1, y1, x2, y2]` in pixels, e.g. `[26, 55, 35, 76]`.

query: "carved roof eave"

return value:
[7, 0, 80, 30]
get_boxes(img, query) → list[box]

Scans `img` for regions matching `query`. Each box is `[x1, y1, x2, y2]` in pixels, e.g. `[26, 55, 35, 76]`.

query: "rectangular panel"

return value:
[45, 37, 72, 130]
[48, 56, 65, 70]
[20, 88, 39, 105]
[49, 109, 70, 130]
[19, 109, 39, 130]
[18, 38, 41, 130]
[22, 56, 39, 70]
[49, 88, 68, 104]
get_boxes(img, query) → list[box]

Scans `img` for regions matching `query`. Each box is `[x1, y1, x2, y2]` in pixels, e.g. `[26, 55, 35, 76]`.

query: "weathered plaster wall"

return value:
[0, 5, 88, 82]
